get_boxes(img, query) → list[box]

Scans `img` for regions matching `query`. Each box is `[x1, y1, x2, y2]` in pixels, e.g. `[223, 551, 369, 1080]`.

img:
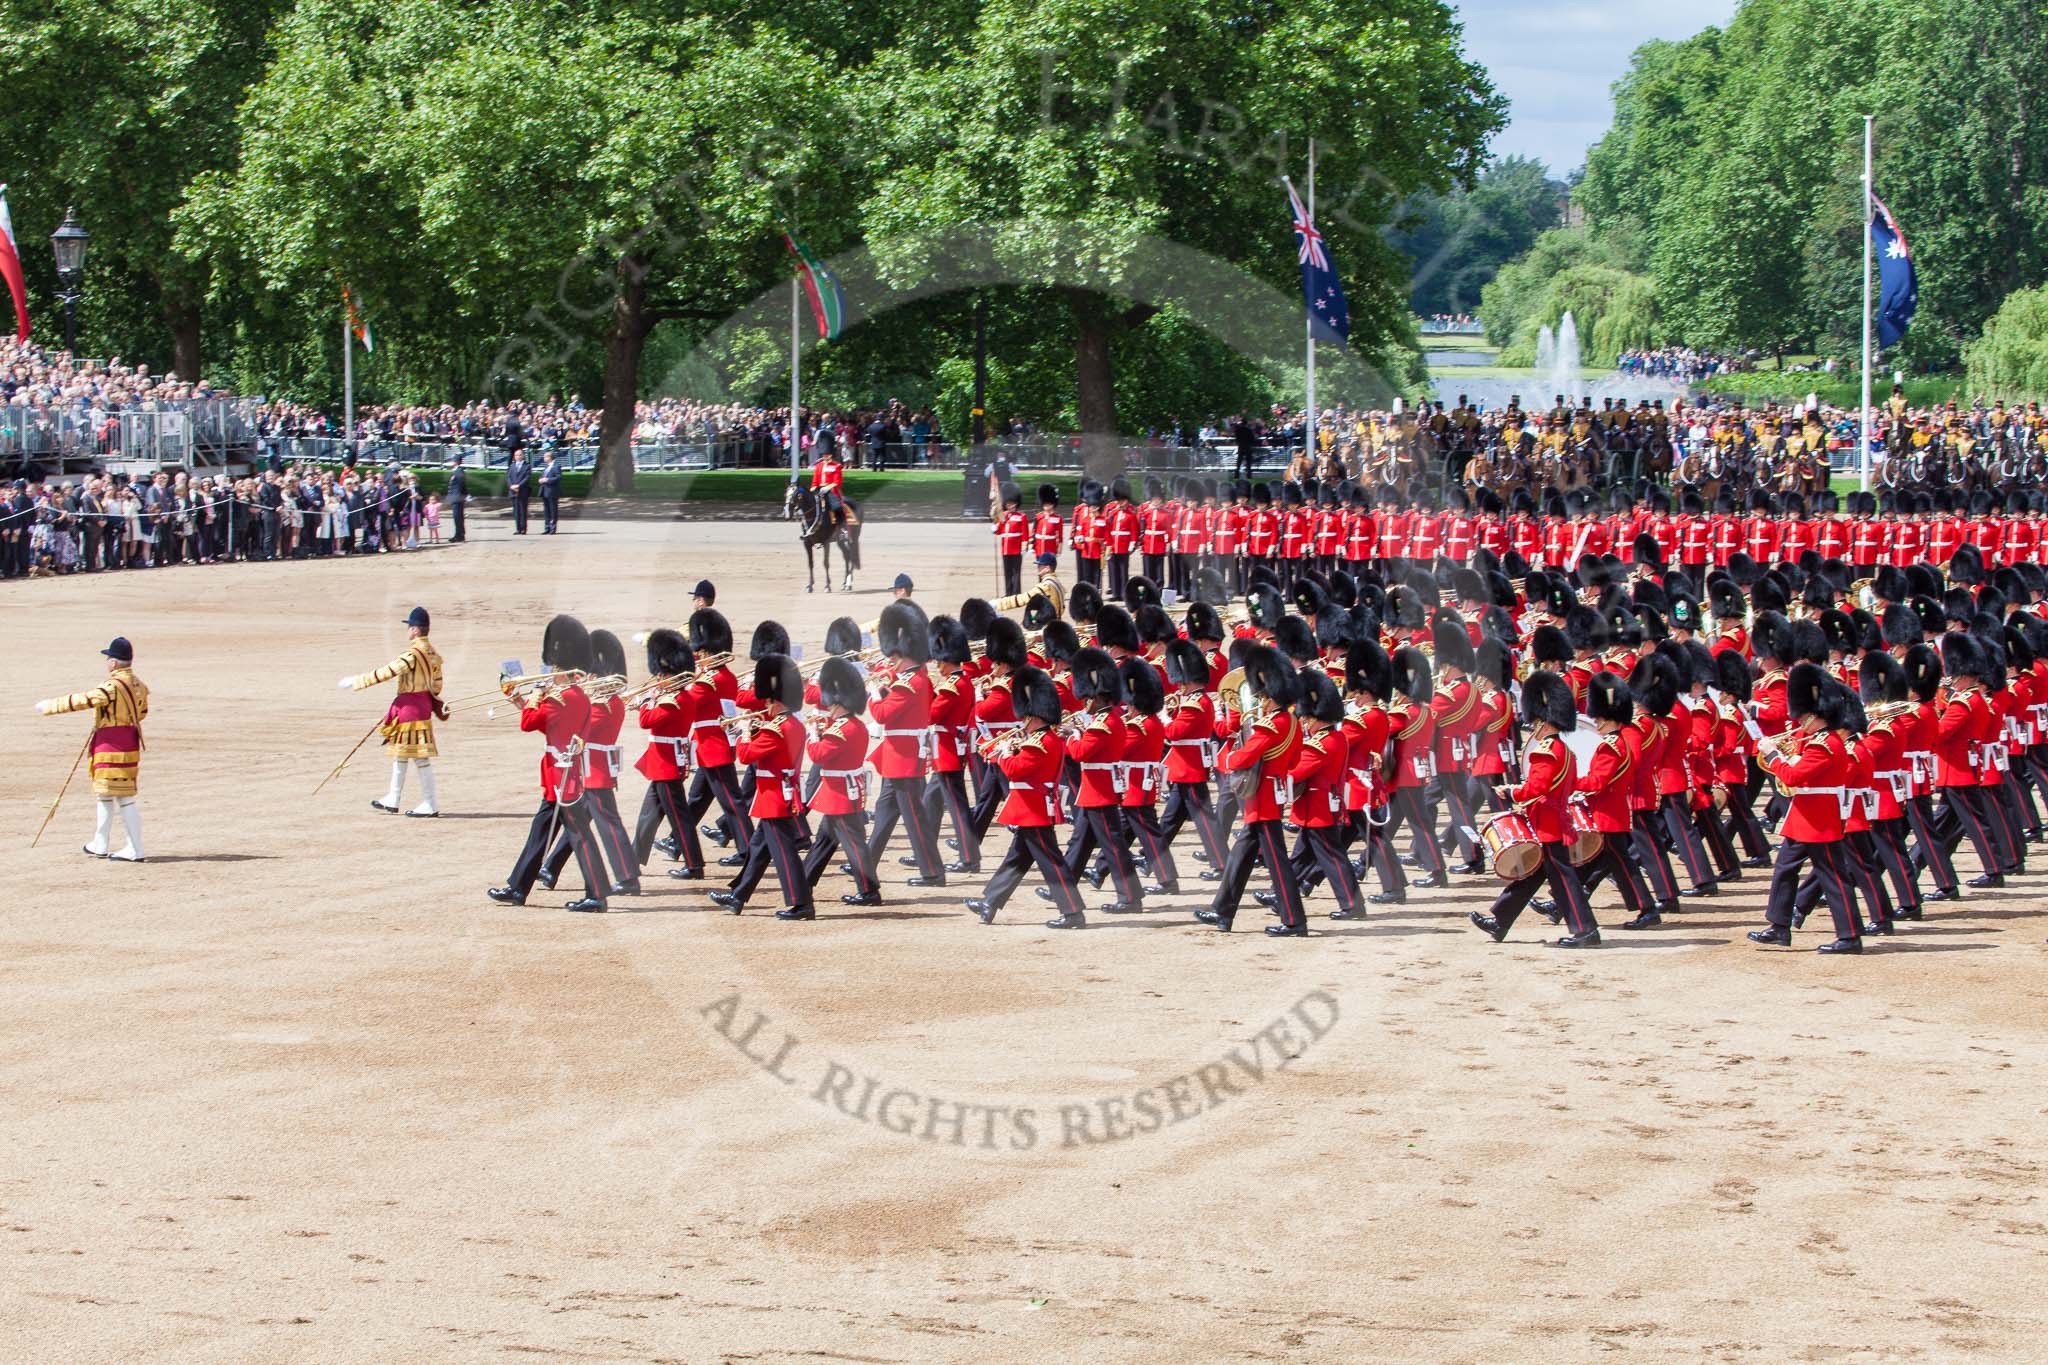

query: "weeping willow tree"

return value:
[1496, 264, 1662, 369]
[1964, 287, 2048, 399]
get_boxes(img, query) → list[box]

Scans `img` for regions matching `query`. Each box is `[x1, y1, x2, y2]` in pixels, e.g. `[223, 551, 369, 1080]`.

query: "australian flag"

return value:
[1286, 178, 1349, 347]
[1870, 194, 1917, 349]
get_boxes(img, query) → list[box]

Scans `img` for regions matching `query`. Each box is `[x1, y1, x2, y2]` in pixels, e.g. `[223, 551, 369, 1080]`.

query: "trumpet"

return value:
[580, 674, 631, 702]
[720, 706, 776, 739]
[445, 669, 586, 715]
[1863, 699, 1916, 726]
[443, 667, 583, 708]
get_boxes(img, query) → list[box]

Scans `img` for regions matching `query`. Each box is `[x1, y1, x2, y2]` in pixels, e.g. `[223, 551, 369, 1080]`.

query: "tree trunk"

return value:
[1072, 308, 1120, 481]
[163, 290, 202, 382]
[593, 255, 648, 496]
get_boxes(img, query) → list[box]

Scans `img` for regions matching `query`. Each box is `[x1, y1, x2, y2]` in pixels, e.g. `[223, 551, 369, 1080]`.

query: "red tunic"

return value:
[1121, 712, 1167, 808]
[928, 671, 975, 773]
[521, 685, 591, 801]
[870, 668, 933, 779]
[1575, 729, 1635, 832]
[739, 714, 807, 818]
[1388, 699, 1435, 789]
[1105, 503, 1140, 556]
[1510, 734, 1575, 843]
[686, 666, 738, 768]
[995, 729, 1066, 826]
[1287, 725, 1349, 827]
[1032, 509, 1065, 557]
[1162, 692, 1217, 784]
[806, 714, 871, 814]
[1219, 709, 1302, 822]
[1139, 502, 1175, 555]
[583, 695, 626, 791]
[1069, 706, 1130, 808]
[1770, 731, 1853, 843]
[994, 510, 1029, 556]
[634, 687, 696, 782]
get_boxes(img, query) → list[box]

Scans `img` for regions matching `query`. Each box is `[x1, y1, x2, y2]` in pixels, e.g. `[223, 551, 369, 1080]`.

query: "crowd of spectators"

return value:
[1614, 347, 1748, 382]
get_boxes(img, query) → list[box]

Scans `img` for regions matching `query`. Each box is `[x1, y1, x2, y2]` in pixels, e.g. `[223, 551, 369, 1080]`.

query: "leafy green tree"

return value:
[1965, 286, 2048, 398]
[1395, 156, 1562, 317]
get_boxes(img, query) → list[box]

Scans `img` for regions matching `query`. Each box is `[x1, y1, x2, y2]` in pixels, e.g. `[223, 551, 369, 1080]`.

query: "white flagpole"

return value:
[790, 269, 802, 481]
[342, 303, 354, 463]
[1859, 113, 1873, 493]
[1305, 139, 1317, 462]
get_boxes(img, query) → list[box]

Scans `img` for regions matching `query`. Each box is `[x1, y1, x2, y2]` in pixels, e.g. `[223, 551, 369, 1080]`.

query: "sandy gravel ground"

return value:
[3, 507, 2046, 1361]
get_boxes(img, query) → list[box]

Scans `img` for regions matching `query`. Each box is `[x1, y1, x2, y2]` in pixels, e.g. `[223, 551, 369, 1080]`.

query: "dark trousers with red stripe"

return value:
[920, 768, 980, 871]
[1385, 786, 1445, 878]
[1765, 837, 1857, 939]
[1986, 776, 2028, 872]
[1359, 808, 1406, 894]
[1158, 780, 1226, 869]
[686, 763, 751, 850]
[544, 785, 635, 888]
[801, 811, 879, 896]
[1488, 842, 1595, 936]
[1209, 818, 1305, 929]
[1440, 774, 1485, 866]
[1288, 824, 1363, 916]
[1064, 804, 1143, 905]
[981, 825, 1087, 919]
[1721, 792, 1772, 861]
[726, 815, 811, 911]
[1630, 809, 1681, 903]
[1869, 817, 1922, 913]
[633, 777, 704, 871]
[1933, 784, 2004, 878]
[868, 775, 944, 880]
[508, 797, 602, 898]
[1576, 831, 1654, 914]
[1658, 792, 1715, 887]
[969, 761, 1008, 840]
[1904, 793, 1959, 894]
[1121, 803, 1181, 890]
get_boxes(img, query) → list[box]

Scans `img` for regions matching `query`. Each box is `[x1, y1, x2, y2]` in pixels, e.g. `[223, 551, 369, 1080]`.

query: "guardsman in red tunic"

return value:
[1072, 479, 1105, 587]
[1679, 499, 1711, 571]
[542, 629, 639, 897]
[1407, 499, 1441, 565]
[1111, 656, 1180, 895]
[921, 614, 981, 875]
[1428, 619, 1487, 873]
[968, 619, 1029, 840]
[1103, 476, 1140, 599]
[631, 628, 705, 879]
[800, 656, 883, 907]
[1279, 668, 1364, 919]
[681, 609, 751, 864]
[1931, 631, 2011, 887]
[1215, 482, 1250, 593]
[993, 482, 1029, 598]
[491, 615, 607, 912]
[341, 605, 444, 818]
[711, 654, 813, 919]
[1198, 645, 1309, 934]
[1032, 482, 1065, 565]
[1052, 647, 1142, 919]
[1750, 664, 1864, 952]
[1277, 483, 1312, 587]
[1246, 481, 1281, 571]
[1926, 498, 1965, 567]
[1855, 653, 1924, 926]
[38, 635, 150, 861]
[1172, 481, 1211, 598]
[1469, 671, 1599, 946]
[1849, 492, 1886, 567]
[1814, 491, 1850, 561]
[1710, 496, 1743, 567]
[1744, 494, 1781, 564]
[865, 600, 947, 884]
[1573, 674, 1660, 928]
[1157, 638, 1226, 871]
[1383, 645, 1449, 887]
[1138, 476, 1175, 586]
[966, 667, 1089, 925]
[1316, 486, 1348, 573]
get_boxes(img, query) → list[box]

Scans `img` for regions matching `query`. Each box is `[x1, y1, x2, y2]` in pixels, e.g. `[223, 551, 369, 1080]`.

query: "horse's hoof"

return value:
[806, 583, 814, 593]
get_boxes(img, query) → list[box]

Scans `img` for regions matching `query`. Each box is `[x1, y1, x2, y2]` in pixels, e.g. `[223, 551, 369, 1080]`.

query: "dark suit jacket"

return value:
[507, 459, 530, 492]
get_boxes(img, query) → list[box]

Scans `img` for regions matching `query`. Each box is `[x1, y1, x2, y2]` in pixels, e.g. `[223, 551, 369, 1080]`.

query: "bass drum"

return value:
[1564, 799, 1602, 866]
[1480, 812, 1542, 882]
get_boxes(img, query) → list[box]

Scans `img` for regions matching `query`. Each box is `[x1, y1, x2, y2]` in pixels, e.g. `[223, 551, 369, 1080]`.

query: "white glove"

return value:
[35, 699, 55, 714]
[337, 675, 356, 691]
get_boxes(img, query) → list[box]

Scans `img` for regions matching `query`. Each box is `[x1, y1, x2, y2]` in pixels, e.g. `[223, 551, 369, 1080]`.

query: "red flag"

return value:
[0, 187, 30, 343]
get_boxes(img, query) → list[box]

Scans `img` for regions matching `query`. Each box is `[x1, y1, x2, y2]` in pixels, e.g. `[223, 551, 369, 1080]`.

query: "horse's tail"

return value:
[844, 524, 862, 571]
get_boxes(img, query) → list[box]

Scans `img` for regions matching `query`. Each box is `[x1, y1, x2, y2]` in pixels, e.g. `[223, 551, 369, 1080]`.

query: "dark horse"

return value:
[783, 483, 862, 592]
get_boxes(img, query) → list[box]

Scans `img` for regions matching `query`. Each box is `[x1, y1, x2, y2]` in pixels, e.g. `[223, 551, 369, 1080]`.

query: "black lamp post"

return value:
[49, 207, 89, 354]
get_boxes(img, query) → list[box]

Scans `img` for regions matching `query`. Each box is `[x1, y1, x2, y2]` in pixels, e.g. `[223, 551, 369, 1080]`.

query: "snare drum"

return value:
[1564, 799, 1602, 866]
[1480, 812, 1543, 881]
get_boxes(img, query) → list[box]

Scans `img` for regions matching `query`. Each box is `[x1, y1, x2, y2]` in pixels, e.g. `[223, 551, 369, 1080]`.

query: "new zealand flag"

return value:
[1286, 179, 1349, 347]
[1870, 195, 1917, 349]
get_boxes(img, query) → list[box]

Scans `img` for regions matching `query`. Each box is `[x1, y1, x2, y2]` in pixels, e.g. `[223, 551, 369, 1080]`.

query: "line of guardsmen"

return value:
[996, 474, 2048, 606]
[450, 528, 2048, 952]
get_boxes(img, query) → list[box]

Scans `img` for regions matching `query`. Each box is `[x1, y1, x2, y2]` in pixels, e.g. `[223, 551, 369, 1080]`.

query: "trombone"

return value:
[444, 669, 586, 716]
[441, 667, 583, 708]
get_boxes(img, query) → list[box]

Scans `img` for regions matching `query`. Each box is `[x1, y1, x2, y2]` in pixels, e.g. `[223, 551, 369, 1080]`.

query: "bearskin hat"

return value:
[1125, 575, 1161, 610]
[1023, 592, 1060, 632]
[1014, 667, 1062, 725]
[1474, 637, 1511, 689]
[1880, 602, 1923, 650]
[1094, 604, 1140, 655]
[1949, 543, 1985, 586]
[1633, 532, 1664, 567]
[1194, 565, 1229, 607]
[1293, 578, 1329, 619]
[1391, 645, 1433, 704]
[1135, 604, 1175, 647]
[1520, 670, 1578, 731]
[686, 608, 731, 659]
[1120, 656, 1165, 716]
[645, 627, 694, 678]
[1242, 643, 1301, 707]
[1749, 576, 1788, 617]
[1633, 577, 1669, 614]
[1530, 623, 1572, 667]
[1315, 609, 1354, 652]
[818, 656, 867, 715]
[1070, 646, 1123, 703]
[1110, 475, 1134, 504]
[1786, 619, 1829, 666]
[1587, 671, 1634, 725]
[1787, 661, 1829, 722]
[1041, 620, 1081, 665]
[1079, 477, 1104, 509]
[1248, 583, 1287, 632]
[929, 614, 971, 666]
[1163, 638, 1209, 687]
[1707, 578, 1745, 622]
[1860, 651, 1907, 705]
[1564, 604, 1609, 655]
[1273, 615, 1317, 665]
[1295, 667, 1345, 725]
[960, 598, 998, 640]
[983, 617, 1029, 671]
[749, 619, 791, 661]
[543, 614, 593, 673]
[824, 615, 863, 656]
[752, 653, 802, 711]
[1909, 594, 1945, 640]
[1038, 481, 1059, 509]
[1800, 576, 1835, 613]
[1326, 570, 1358, 610]
[590, 629, 626, 680]
[1753, 610, 1792, 666]
[1818, 609, 1856, 656]
[1069, 580, 1103, 625]
[1628, 652, 1679, 717]
[1432, 617, 1476, 673]
[1668, 590, 1701, 634]
[877, 600, 931, 664]
[1183, 601, 1225, 644]
[1713, 647, 1751, 704]
[1345, 638, 1392, 697]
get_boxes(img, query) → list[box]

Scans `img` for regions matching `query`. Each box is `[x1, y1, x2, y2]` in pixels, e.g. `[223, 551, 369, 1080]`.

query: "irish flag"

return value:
[0, 187, 30, 343]
[784, 233, 846, 341]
